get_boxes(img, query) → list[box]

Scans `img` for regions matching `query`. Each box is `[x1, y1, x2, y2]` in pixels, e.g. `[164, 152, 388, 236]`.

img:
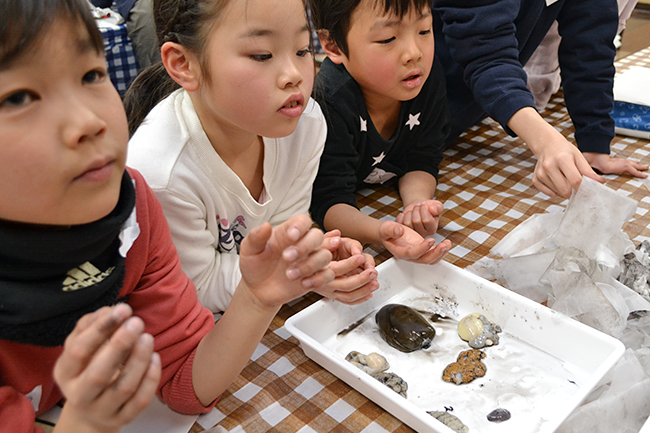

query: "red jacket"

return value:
[0, 168, 216, 433]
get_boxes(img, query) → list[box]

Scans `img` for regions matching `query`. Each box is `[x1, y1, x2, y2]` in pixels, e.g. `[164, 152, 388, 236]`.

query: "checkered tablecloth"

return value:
[191, 53, 650, 433]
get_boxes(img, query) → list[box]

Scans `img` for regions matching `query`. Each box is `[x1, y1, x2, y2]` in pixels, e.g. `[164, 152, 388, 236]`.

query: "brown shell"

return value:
[442, 349, 487, 385]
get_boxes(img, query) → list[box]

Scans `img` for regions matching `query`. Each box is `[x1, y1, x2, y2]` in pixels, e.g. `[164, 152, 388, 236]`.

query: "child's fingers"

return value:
[321, 232, 342, 252]
[72, 316, 146, 403]
[300, 267, 336, 290]
[242, 222, 273, 256]
[340, 237, 364, 257]
[411, 240, 451, 265]
[323, 229, 342, 239]
[427, 200, 444, 217]
[101, 333, 158, 419]
[331, 280, 378, 305]
[327, 268, 379, 293]
[282, 227, 326, 263]
[378, 220, 404, 242]
[55, 304, 132, 384]
[286, 248, 333, 282]
[327, 255, 368, 277]
[270, 214, 315, 253]
[116, 352, 161, 424]
[400, 238, 437, 260]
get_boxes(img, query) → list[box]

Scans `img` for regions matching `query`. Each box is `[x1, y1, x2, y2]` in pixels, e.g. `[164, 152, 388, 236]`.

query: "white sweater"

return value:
[127, 89, 327, 312]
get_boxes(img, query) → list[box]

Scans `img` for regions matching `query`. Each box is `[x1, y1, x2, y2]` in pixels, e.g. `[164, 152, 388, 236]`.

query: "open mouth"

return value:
[403, 74, 421, 82]
[284, 101, 299, 108]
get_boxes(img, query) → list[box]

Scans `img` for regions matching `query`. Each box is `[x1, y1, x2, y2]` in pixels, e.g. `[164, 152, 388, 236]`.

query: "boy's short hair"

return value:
[0, 0, 104, 68]
[308, 0, 431, 57]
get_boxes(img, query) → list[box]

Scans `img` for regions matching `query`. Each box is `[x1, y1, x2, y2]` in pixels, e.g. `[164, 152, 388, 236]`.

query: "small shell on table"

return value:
[487, 408, 511, 422]
[457, 313, 502, 349]
[427, 410, 469, 433]
[373, 371, 408, 398]
[345, 350, 390, 375]
[345, 350, 408, 398]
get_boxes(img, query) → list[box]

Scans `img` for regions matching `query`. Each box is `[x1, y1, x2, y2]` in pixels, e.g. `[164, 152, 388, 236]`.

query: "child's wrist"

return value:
[235, 279, 283, 315]
[55, 406, 121, 433]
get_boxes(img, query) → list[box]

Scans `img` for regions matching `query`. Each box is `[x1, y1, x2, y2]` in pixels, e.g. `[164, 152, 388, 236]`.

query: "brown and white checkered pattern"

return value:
[193, 54, 650, 433]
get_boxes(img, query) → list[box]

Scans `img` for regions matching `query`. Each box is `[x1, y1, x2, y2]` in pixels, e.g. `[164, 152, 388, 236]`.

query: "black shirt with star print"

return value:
[309, 56, 450, 229]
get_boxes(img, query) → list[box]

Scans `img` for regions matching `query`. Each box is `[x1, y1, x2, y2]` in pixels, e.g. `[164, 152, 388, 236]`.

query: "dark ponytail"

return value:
[123, 63, 179, 136]
[123, 0, 223, 136]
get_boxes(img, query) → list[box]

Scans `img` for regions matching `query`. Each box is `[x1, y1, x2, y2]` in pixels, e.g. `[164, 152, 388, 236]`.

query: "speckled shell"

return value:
[375, 304, 436, 353]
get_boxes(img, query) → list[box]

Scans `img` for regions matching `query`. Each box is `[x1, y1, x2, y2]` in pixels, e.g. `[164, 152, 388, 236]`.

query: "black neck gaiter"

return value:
[0, 171, 136, 347]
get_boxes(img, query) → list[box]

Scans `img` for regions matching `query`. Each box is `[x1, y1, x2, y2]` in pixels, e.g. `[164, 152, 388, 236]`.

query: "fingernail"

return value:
[139, 333, 154, 347]
[126, 317, 144, 334]
[302, 278, 314, 289]
[151, 352, 161, 366]
[286, 268, 300, 280]
[283, 248, 298, 261]
[112, 303, 131, 320]
[288, 227, 300, 241]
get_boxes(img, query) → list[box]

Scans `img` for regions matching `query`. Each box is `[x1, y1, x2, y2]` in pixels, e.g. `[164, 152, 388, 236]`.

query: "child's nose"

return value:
[402, 38, 423, 64]
[61, 95, 106, 148]
[279, 60, 303, 88]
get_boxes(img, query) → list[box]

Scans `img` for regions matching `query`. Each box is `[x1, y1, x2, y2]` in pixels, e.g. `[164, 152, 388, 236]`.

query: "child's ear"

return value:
[161, 42, 201, 92]
[319, 30, 346, 65]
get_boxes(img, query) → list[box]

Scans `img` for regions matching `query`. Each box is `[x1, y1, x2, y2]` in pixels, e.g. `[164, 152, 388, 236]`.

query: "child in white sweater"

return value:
[126, 0, 378, 313]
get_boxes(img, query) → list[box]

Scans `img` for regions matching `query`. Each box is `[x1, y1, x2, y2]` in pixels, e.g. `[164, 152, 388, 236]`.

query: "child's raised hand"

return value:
[379, 220, 451, 265]
[52, 303, 161, 433]
[238, 214, 335, 309]
[395, 200, 444, 238]
[314, 230, 379, 305]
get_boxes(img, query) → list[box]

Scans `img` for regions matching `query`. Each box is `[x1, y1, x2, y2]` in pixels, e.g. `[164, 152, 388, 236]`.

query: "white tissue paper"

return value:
[466, 176, 650, 432]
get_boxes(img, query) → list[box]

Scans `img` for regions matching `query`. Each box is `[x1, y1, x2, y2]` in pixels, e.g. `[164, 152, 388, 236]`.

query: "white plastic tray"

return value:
[285, 259, 625, 433]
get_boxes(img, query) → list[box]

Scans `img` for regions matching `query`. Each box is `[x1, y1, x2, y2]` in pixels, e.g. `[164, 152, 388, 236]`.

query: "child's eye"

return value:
[377, 37, 396, 44]
[296, 49, 311, 57]
[419, 29, 432, 36]
[82, 69, 106, 84]
[250, 54, 273, 62]
[0, 90, 38, 108]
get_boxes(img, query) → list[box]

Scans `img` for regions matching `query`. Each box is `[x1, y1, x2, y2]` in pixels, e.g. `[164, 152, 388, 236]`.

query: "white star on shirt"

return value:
[372, 152, 386, 166]
[360, 116, 367, 132]
[405, 112, 421, 130]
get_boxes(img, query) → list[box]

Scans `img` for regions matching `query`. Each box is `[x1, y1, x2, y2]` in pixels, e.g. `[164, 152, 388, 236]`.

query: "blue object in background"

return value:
[611, 101, 650, 139]
[99, 23, 140, 95]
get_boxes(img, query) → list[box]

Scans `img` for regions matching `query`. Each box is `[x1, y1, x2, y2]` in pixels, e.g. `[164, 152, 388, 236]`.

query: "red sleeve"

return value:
[123, 168, 218, 414]
[0, 387, 43, 433]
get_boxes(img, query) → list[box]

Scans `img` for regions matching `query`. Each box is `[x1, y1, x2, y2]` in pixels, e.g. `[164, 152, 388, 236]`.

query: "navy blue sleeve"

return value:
[557, 0, 617, 154]
[91, 0, 113, 7]
[434, 0, 535, 132]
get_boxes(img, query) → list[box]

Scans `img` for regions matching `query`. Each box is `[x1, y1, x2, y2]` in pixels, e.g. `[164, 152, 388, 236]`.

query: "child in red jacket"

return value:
[0, 1, 335, 432]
